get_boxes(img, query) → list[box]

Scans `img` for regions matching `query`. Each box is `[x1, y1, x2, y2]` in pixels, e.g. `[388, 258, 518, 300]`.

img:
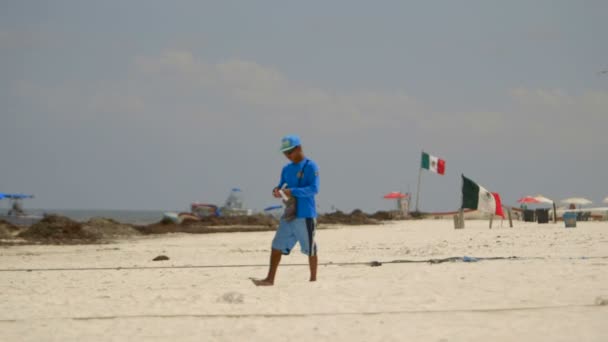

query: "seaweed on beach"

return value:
[0, 224, 13, 239]
[133, 223, 276, 235]
[150, 214, 278, 228]
[408, 211, 427, 219]
[317, 210, 380, 225]
[6, 208, 404, 245]
[0, 219, 20, 233]
[82, 217, 141, 237]
[136, 212, 280, 235]
[18, 215, 101, 244]
[368, 211, 397, 221]
[193, 214, 278, 227]
[137, 209, 402, 234]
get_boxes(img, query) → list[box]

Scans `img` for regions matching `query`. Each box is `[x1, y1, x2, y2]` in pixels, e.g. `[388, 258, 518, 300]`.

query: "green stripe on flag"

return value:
[421, 152, 430, 169]
[462, 175, 480, 209]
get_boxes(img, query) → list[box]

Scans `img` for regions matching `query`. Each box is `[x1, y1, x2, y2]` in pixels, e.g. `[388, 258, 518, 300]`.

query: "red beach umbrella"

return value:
[517, 196, 541, 204]
[383, 192, 408, 199]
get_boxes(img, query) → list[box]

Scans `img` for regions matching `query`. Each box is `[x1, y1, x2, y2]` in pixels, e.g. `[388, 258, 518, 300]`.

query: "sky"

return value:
[1, 1, 607, 213]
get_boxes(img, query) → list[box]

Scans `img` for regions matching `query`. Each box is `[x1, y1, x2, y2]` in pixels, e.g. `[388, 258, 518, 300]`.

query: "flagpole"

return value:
[415, 151, 423, 212]
[406, 184, 411, 215]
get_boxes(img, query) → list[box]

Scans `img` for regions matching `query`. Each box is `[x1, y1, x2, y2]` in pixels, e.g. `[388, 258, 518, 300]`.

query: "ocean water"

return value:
[0, 209, 164, 225]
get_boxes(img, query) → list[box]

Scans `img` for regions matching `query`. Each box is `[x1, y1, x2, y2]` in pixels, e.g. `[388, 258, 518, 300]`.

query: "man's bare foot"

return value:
[309, 278, 317, 282]
[250, 278, 274, 286]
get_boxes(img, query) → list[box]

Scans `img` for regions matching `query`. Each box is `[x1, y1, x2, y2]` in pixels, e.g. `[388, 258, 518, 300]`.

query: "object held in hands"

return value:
[278, 160, 309, 222]
[279, 184, 289, 201]
[280, 184, 297, 222]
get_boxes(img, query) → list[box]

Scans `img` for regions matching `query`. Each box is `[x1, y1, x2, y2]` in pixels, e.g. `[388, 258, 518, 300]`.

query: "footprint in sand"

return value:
[218, 291, 244, 304]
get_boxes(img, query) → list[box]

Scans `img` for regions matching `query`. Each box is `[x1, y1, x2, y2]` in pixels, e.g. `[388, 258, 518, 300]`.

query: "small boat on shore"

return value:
[162, 188, 253, 224]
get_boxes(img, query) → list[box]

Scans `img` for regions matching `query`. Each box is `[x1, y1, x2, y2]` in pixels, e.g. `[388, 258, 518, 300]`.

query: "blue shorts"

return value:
[272, 218, 318, 256]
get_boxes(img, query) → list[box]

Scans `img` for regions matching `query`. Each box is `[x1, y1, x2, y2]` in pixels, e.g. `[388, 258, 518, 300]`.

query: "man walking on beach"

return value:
[252, 135, 320, 286]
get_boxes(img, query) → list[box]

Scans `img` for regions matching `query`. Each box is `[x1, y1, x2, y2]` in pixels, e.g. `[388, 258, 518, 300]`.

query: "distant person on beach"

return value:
[252, 135, 320, 286]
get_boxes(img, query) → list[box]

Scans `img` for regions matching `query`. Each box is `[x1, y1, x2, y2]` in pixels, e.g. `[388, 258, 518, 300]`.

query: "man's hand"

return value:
[272, 188, 281, 198]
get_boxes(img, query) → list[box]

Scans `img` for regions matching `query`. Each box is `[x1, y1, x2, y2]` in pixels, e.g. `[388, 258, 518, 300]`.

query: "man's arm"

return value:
[290, 163, 319, 198]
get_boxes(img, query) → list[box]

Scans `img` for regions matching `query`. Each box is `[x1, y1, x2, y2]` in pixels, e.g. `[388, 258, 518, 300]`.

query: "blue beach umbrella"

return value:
[5, 194, 34, 199]
[264, 205, 283, 212]
[264, 205, 283, 219]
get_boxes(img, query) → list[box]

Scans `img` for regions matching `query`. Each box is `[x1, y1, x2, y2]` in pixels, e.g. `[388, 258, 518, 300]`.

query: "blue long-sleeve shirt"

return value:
[278, 158, 319, 218]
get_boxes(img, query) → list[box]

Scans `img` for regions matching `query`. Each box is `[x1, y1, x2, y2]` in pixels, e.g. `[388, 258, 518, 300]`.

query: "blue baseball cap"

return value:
[280, 135, 301, 152]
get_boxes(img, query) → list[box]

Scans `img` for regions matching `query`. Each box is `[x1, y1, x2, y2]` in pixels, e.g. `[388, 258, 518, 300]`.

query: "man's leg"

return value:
[299, 218, 318, 282]
[252, 248, 283, 286]
[252, 219, 295, 286]
[309, 255, 317, 282]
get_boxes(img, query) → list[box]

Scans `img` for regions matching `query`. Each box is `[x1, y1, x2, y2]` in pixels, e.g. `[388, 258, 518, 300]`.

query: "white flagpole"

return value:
[415, 151, 423, 212]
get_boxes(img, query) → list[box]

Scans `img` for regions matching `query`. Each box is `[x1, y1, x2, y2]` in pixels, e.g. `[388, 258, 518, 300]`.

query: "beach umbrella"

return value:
[534, 195, 557, 222]
[264, 205, 283, 219]
[534, 195, 554, 204]
[517, 196, 541, 223]
[3, 193, 34, 199]
[383, 192, 407, 199]
[517, 196, 541, 204]
[561, 197, 592, 205]
[264, 205, 283, 212]
[383, 192, 408, 213]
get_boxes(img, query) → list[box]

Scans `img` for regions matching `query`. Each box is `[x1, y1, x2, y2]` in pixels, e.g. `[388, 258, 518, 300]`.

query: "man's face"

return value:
[283, 146, 301, 161]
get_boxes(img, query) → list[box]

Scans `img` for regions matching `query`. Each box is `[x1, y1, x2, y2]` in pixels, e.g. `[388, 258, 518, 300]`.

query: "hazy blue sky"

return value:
[1, 1, 607, 212]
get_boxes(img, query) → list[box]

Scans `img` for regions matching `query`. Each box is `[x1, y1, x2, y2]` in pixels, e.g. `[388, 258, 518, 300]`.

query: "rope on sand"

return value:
[0, 256, 606, 273]
[0, 303, 606, 323]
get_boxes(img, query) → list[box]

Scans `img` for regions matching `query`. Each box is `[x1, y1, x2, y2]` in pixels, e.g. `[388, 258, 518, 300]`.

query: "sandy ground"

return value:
[1, 220, 607, 342]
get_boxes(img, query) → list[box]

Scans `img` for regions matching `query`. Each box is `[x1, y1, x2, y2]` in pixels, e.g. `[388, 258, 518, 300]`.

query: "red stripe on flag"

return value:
[437, 159, 445, 175]
[492, 192, 505, 218]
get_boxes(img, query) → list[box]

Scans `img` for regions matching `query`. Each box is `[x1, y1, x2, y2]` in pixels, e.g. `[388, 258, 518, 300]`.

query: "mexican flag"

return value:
[461, 175, 504, 217]
[421, 152, 445, 175]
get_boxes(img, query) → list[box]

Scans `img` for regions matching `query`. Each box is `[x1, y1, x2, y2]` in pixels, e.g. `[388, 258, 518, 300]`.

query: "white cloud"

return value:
[6, 48, 608, 211]
[133, 49, 423, 130]
[511, 87, 608, 123]
[12, 49, 608, 157]
[217, 59, 286, 90]
[511, 88, 575, 108]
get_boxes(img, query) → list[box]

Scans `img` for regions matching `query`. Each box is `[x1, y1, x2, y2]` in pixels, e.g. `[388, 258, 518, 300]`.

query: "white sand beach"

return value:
[1, 220, 607, 341]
